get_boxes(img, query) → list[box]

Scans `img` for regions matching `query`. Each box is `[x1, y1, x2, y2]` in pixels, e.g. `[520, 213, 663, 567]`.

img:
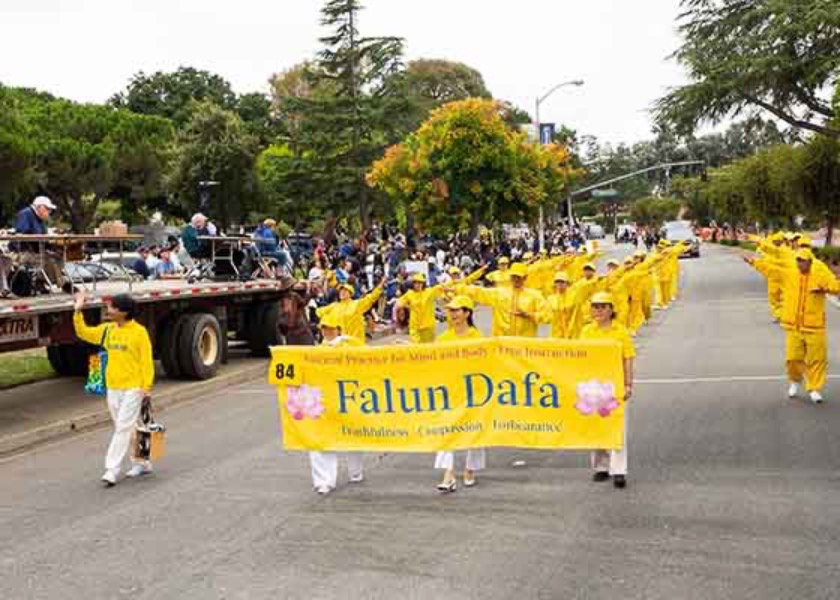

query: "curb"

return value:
[0, 361, 267, 459]
[0, 328, 401, 459]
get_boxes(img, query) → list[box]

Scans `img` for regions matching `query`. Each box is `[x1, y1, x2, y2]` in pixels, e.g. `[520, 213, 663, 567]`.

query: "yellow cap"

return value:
[338, 283, 354, 295]
[448, 266, 461, 275]
[498, 256, 510, 265]
[797, 235, 813, 248]
[510, 263, 528, 278]
[791, 232, 803, 240]
[446, 295, 475, 311]
[553, 271, 570, 283]
[522, 252, 534, 261]
[658, 239, 671, 248]
[412, 273, 427, 283]
[783, 232, 796, 241]
[319, 311, 341, 329]
[539, 249, 548, 256]
[795, 249, 814, 262]
[606, 259, 620, 268]
[634, 250, 647, 258]
[623, 256, 635, 266]
[590, 292, 614, 305]
[583, 262, 597, 271]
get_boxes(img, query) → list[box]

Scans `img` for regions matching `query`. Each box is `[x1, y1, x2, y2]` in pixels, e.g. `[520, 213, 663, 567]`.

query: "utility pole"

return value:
[534, 79, 584, 250]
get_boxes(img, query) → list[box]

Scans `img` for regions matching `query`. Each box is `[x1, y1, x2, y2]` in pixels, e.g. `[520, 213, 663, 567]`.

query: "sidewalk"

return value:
[0, 325, 397, 457]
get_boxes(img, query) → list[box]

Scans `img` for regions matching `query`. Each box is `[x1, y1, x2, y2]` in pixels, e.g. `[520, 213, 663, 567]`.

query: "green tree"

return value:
[278, 0, 411, 230]
[235, 92, 278, 146]
[400, 59, 491, 129]
[796, 134, 840, 245]
[738, 145, 801, 228]
[656, 0, 840, 138]
[0, 86, 36, 224]
[702, 164, 749, 225]
[111, 67, 237, 126]
[167, 101, 261, 228]
[107, 111, 174, 224]
[629, 197, 681, 228]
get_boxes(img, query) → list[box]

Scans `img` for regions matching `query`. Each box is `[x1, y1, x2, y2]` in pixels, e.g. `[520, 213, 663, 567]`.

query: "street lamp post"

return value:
[535, 79, 584, 250]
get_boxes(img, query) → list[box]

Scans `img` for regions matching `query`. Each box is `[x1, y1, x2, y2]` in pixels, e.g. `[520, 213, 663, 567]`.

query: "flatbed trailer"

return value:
[0, 279, 291, 380]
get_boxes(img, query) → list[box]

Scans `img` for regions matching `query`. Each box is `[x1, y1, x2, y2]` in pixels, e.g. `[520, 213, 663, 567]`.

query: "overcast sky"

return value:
[1, 0, 689, 144]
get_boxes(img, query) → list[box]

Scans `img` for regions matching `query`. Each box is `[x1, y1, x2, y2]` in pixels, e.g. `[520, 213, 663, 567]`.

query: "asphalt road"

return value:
[2, 243, 839, 600]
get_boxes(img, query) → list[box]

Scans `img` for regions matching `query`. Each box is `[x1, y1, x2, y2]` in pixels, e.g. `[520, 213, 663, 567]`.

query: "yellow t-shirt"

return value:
[579, 320, 636, 360]
[73, 312, 154, 392]
[437, 327, 483, 342]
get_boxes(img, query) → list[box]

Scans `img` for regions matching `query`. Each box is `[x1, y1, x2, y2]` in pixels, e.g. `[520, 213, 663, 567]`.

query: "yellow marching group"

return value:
[309, 240, 692, 495]
[744, 232, 840, 404]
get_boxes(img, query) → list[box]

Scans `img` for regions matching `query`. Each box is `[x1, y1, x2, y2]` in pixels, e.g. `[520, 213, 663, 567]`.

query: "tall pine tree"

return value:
[281, 0, 409, 232]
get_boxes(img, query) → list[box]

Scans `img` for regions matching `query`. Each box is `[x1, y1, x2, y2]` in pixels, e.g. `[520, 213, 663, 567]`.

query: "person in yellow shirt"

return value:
[396, 273, 445, 343]
[315, 281, 384, 345]
[654, 240, 675, 309]
[567, 263, 601, 338]
[625, 253, 650, 334]
[544, 271, 575, 339]
[745, 249, 840, 403]
[434, 295, 485, 492]
[73, 291, 154, 487]
[486, 257, 512, 288]
[749, 232, 787, 320]
[605, 258, 633, 329]
[463, 263, 547, 337]
[308, 312, 365, 494]
[580, 292, 635, 489]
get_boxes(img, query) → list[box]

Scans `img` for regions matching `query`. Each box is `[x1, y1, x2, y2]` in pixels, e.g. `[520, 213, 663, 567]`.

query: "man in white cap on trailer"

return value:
[5, 196, 67, 294]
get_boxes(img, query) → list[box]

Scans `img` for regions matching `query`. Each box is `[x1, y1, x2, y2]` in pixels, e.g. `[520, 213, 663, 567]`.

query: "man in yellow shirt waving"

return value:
[73, 291, 155, 487]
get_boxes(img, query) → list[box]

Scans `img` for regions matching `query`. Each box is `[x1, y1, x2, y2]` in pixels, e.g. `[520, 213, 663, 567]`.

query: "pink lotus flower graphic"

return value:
[575, 380, 619, 418]
[286, 385, 325, 421]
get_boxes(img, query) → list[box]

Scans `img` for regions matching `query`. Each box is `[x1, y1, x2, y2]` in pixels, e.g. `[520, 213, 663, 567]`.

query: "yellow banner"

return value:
[269, 337, 626, 452]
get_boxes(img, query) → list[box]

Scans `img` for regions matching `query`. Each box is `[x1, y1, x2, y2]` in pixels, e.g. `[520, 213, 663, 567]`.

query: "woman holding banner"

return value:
[433, 295, 485, 492]
[309, 312, 365, 495]
[580, 292, 635, 489]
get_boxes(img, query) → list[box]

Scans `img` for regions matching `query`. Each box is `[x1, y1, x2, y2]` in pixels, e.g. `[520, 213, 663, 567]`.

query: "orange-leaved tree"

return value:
[367, 98, 580, 238]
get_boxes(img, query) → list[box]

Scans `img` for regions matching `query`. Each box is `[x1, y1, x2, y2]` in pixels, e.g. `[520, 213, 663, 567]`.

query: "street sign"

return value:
[592, 189, 620, 199]
[539, 123, 555, 145]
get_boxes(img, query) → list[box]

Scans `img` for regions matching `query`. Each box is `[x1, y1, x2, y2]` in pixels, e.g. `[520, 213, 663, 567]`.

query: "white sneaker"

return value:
[787, 383, 800, 399]
[101, 471, 117, 487]
[348, 473, 364, 484]
[315, 485, 333, 495]
[126, 463, 153, 478]
[809, 391, 824, 404]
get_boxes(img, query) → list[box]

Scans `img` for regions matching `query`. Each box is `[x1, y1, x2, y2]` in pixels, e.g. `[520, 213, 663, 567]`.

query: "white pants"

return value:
[591, 407, 627, 476]
[309, 452, 363, 489]
[105, 389, 146, 476]
[434, 449, 486, 472]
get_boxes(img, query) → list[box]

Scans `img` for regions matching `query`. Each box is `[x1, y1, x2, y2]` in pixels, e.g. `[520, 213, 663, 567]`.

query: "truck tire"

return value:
[46, 345, 68, 376]
[247, 302, 282, 357]
[159, 315, 186, 379]
[177, 313, 222, 380]
[47, 344, 93, 377]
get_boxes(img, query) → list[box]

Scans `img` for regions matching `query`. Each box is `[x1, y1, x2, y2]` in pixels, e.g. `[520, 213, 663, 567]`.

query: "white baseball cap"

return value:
[32, 196, 57, 210]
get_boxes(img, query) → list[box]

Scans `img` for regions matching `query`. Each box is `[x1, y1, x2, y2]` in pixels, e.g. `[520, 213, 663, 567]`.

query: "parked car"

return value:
[64, 263, 106, 283]
[663, 221, 701, 258]
[585, 224, 606, 240]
